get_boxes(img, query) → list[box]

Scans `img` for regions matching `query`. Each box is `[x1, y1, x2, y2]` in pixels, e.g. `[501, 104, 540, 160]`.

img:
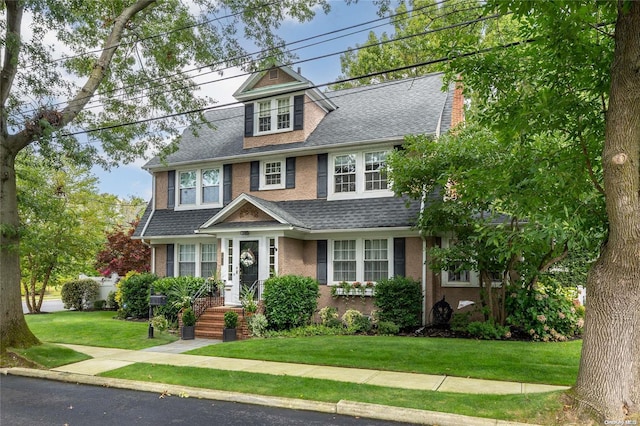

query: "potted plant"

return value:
[181, 307, 196, 340]
[223, 310, 238, 342]
[240, 286, 258, 315]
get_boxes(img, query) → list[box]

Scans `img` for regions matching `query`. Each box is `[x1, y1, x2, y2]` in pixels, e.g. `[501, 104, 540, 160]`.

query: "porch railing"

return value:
[192, 278, 224, 319]
[242, 280, 265, 301]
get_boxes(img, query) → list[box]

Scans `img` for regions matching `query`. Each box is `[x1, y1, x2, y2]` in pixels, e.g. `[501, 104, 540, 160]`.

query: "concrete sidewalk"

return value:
[51, 339, 568, 396]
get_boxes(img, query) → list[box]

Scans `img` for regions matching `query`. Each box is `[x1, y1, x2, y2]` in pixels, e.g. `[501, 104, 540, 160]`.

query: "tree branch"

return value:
[577, 127, 606, 196]
[10, 0, 156, 153]
[1, 0, 23, 134]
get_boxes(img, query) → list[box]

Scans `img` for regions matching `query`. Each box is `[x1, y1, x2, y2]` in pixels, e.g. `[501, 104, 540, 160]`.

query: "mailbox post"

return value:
[148, 285, 167, 338]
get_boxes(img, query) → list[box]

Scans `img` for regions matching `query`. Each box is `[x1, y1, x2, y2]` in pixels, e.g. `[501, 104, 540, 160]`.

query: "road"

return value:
[0, 375, 415, 426]
[22, 299, 65, 314]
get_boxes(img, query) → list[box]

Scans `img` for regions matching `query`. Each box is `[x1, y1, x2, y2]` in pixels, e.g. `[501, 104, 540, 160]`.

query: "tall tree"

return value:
[1, 0, 330, 353]
[17, 150, 114, 313]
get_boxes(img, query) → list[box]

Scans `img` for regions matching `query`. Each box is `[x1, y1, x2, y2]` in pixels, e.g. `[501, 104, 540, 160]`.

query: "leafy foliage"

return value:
[60, 279, 100, 311]
[152, 276, 205, 325]
[94, 219, 151, 277]
[181, 308, 196, 327]
[374, 276, 423, 330]
[376, 321, 399, 336]
[262, 275, 319, 331]
[466, 321, 510, 340]
[506, 279, 583, 342]
[116, 272, 157, 319]
[247, 314, 268, 338]
[223, 311, 238, 329]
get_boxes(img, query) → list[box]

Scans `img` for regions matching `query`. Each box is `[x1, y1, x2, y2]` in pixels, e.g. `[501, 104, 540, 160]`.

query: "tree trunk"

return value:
[574, 2, 640, 421]
[0, 143, 39, 352]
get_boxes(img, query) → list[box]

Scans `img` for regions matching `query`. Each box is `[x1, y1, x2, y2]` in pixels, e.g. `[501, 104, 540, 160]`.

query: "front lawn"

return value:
[24, 310, 178, 349]
[187, 335, 581, 386]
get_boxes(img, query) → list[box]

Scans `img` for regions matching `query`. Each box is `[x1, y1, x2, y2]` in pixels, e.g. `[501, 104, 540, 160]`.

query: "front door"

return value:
[239, 240, 259, 295]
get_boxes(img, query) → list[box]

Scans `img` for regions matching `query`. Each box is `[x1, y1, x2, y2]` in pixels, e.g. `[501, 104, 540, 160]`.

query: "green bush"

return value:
[153, 276, 205, 325]
[117, 272, 158, 319]
[377, 320, 400, 335]
[247, 313, 268, 337]
[264, 324, 348, 338]
[450, 312, 472, 333]
[374, 276, 423, 330]
[505, 278, 583, 341]
[61, 279, 100, 311]
[263, 275, 319, 331]
[93, 300, 106, 310]
[467, 320, 510, 340]
[181, 307, 196, 327]
[151, 315, 169, 332]
[340, 309, 372, 334]
[106, 291, 119, 310]
[224, 311, 238, 329]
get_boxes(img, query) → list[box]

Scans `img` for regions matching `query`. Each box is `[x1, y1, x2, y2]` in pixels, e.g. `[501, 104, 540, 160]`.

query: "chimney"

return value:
[451, 77, 464, 128]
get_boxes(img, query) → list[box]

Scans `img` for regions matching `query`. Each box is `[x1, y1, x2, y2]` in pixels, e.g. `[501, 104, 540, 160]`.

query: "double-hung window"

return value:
[178, 244, 196, 276]
[264, 161, 282, 186]
[331, 238, 391, 284]
[255, 97, 293, 134]
[200, 243, 217, 278]
[179, 171, 196, 205]
[176, 167, 222, 208]
[330, 150, 391, 199]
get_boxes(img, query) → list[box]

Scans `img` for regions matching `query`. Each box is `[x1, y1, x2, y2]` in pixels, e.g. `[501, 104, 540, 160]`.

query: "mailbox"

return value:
[150, 295, 167, 306]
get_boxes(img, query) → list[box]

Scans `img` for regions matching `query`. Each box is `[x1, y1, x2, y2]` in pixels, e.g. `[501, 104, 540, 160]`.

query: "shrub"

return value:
[61, 279, 100, 311]
[374, 276, 423, 330]
[117, 272, 158, 319]
[181, 307, 196, 327]
[377, 321, 400, 335]
[93, 300, 106, 310]
[341, 309, 372, 334]
[341, 309, 363, 327]
[467, 321, 510, 340]
[505, 278, 583, 342]
[106, 290, 119, 310]
[319, 306, 338, 324]
[224, 311, 238, 329]
[247, 313, 268, 337]
[153, 276, 205, 325]
[151, 315, 169, 332]
[450, 312, 472, 333]
[264, 325, 348, 338]
[262, 275, 319, 331]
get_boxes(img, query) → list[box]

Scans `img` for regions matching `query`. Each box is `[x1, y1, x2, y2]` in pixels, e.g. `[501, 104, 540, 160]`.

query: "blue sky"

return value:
[93, 0, 389, 200]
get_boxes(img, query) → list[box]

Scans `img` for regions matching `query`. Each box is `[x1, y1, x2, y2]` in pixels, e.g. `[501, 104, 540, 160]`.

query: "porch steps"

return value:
[195, 306, 249, 340]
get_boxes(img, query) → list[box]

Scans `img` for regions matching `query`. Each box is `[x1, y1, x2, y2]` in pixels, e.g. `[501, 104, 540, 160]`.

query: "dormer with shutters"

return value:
[234, 64, 337, 150]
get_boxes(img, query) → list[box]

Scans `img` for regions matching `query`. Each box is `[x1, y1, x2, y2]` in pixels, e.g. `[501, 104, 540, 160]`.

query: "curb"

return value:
[2, 368, 541, 426]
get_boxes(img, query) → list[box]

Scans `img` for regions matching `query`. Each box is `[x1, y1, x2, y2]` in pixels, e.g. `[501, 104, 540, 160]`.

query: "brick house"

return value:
[134, 64, 476, 325]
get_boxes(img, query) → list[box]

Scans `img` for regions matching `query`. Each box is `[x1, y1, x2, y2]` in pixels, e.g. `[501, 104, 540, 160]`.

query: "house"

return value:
[134, 64, 477, 326]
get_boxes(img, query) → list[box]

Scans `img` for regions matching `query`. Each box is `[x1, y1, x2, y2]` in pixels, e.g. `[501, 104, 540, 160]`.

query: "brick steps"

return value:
[195, 306, 248, 340]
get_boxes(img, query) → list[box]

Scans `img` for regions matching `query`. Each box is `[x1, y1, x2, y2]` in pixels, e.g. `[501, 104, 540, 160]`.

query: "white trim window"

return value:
[255, 96, 293, 135]
[330, 238, 392, 284]
[329, 150, 392, 199]
[176, 167, 223, 209]
[440, 238, 501, 288]
[179, 171, 196, 205]
[178, 244, 196, 276]
[261, 160, 285, 189]
[176, 242, 218, 277]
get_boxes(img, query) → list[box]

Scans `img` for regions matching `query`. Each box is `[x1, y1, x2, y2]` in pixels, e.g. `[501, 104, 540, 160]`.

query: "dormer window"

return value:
[256, 96, 293, 135]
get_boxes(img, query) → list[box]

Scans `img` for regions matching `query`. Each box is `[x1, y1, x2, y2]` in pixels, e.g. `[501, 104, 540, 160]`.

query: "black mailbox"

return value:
[150, 295, 167, 306]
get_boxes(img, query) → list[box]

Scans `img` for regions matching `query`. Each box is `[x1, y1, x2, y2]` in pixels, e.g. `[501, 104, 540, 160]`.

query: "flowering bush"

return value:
[506, 278, 583, 341]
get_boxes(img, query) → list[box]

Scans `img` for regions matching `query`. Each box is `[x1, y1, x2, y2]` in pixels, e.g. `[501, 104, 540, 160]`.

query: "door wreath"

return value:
[240, 249, 255, 267]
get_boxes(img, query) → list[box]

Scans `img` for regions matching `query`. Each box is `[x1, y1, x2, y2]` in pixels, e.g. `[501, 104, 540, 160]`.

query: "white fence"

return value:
[79, 273, 119, 301]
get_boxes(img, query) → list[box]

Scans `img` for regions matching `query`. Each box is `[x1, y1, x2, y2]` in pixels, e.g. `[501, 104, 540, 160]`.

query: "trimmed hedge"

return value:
[61, 279, 100, 311]
[263, 275, 319, 331]
[374, 276, 423, 330]
[117, 272, 157, 319]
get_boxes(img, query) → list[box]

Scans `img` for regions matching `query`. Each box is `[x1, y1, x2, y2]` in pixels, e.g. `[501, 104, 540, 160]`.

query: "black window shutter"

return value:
[166, 244, 175, 277]
[250, 161, 260, 191]
[293, 95, 304, 130]
[223, 164, 232, 205]
[167, 170, 175, 209]
[317, 153, 328, 198]
[244, 104, 254, 137]
[285, 157, 296, 189]
[394, 237, 406, 277]
[317, 240, 328, 284]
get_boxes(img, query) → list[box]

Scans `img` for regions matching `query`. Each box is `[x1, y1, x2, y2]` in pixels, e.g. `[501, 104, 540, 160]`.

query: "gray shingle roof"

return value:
[136, 196, 421, 237]
[144, 73, 452, 169]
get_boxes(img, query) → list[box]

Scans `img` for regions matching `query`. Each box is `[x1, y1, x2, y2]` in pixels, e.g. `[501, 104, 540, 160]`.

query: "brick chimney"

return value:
[451, 77, 465, 128]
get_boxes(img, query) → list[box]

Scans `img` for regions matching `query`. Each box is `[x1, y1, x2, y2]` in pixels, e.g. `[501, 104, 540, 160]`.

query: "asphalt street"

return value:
[22, 299, 65, 314]
[0, 375, 415, 426]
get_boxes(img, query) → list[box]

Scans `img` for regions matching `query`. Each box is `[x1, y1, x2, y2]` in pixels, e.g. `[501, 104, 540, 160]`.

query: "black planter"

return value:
[181, 325, 195, 340]
[223, 328, 237, 342]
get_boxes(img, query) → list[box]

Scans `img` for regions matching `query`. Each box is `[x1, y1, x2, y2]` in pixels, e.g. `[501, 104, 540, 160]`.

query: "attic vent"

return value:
[269, 69, 278, 80]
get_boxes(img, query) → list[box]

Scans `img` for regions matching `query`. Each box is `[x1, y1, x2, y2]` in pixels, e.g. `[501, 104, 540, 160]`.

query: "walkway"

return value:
[50, 339, 568, 395]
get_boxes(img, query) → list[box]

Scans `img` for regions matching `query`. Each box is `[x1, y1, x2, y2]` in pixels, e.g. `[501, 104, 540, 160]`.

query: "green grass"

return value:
[187, 335, 581, 386]
[25, 311, 178, 349]
[9, 343, 91, 368]
[101, 363, 563, 425]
